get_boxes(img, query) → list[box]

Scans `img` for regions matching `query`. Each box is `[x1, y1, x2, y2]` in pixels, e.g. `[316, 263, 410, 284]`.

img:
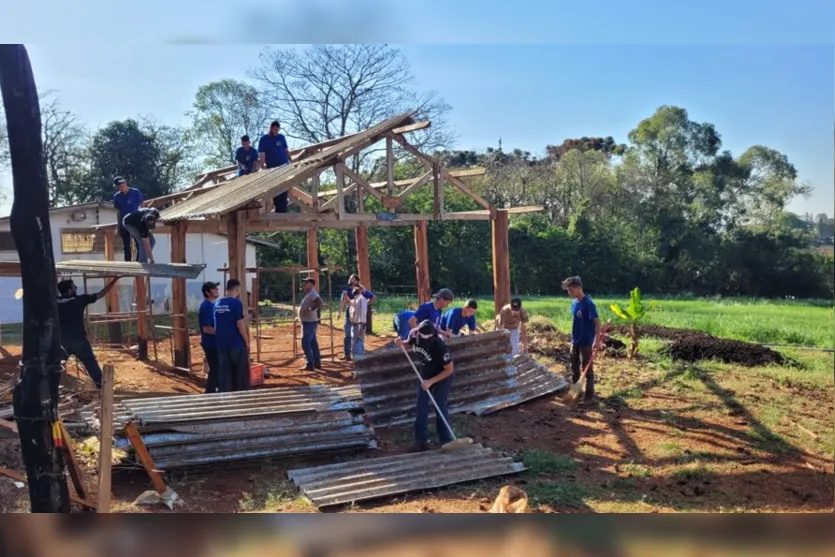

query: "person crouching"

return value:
[396, 320, 454, 452]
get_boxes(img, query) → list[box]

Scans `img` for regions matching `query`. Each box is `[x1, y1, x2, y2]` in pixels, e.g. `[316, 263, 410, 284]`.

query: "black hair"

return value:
[57, 279, 74, 296]
[465, 299, 478, 310]
[241, 135, 250, 142]
[226, 279, 241, 291]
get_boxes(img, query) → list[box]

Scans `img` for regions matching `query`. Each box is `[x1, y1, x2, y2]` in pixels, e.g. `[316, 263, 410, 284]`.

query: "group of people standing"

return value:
[198, 279, 251, 393]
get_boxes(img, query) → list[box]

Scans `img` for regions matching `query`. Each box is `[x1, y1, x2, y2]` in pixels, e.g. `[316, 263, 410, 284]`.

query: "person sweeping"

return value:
[562, 276, 601, 404]
[396, 320, 458, 452]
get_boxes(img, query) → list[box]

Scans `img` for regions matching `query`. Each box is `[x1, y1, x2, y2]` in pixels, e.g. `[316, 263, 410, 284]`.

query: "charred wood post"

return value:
[0, 44, 71, 512]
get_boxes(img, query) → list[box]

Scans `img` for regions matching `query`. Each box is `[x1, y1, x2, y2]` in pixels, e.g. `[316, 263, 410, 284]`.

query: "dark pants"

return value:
[343, 311, 352, 358]
[118, 226, 135, 261]
[570, 344, 595, 399]
[302, 321, 322, 368]
[202, 345, 220, 394]
[272, 191, 289, 213]
[64, 339, 102, 388]
[217, 348, 250, 392]
[414, 372, 454, 445]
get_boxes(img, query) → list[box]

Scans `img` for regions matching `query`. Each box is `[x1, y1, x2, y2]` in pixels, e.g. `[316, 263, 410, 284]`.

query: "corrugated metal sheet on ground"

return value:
[0, 260, 205, 279]
[160, 112, 414, 221]
[287, 443, 525, 508]
[114, 410, 376, 469]
[79, 384, 362, 430]
[354, 331, 569, 427]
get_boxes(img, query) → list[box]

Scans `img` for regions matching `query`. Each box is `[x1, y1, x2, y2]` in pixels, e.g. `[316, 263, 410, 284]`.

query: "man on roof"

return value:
[235, 135, 260, 177]
[258, 120, 291, 213]
[121, 207, 160, 264]
[112, 176, 144, 261]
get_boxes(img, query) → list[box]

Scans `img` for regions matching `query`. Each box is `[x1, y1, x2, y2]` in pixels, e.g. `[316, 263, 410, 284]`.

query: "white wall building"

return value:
[0, 202, 257, 325]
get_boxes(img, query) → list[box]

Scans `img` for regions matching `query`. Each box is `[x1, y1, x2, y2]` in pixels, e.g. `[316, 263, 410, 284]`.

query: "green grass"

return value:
[519, 449, 578, 475]
[369, 295, 834, 349]
[526, 481, 594, 508]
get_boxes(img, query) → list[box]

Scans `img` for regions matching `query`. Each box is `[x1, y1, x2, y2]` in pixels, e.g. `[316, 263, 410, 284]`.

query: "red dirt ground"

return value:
[1, 323, 832, 513]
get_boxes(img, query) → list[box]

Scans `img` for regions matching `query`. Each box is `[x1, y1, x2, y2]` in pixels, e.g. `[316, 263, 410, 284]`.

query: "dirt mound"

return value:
[612, 324, 704, 342]
[663, 333, 787, 367]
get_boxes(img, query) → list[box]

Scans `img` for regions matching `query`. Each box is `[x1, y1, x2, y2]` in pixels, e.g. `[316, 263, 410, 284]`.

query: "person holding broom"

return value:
[395, 320, 454, 452]
[562, 276, 601, 404]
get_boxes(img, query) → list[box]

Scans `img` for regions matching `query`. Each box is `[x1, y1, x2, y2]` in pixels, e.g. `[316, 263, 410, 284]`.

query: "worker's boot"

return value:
[410, 441, 430, 453]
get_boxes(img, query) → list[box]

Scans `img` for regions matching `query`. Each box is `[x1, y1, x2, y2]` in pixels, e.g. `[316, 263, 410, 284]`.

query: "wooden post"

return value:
[170, 221, 190, 369]
[414, 220, 431, 304]
[97, 364, 114, 513]
[491, 209, 511, 316]
[103, 230, 122, 344]
[227, 211, 249, 323]
[433, 162, 444, 220]
[123, 422, 167, 494]
[135, 276, 149, 360]
[335, 163, 346, 220]
[307, 228, 320, 291]
[356, 223, 373, 333]
[386, 137, 394, 197]
[311, 175, 320, 213]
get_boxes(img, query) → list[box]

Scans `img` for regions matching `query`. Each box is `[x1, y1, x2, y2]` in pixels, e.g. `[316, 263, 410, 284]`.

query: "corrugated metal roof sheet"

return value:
[287, 443, 525, 508]
[160, 112, 414, 221]
[355, 331, 569, 427]
[0, 260, 206, 279]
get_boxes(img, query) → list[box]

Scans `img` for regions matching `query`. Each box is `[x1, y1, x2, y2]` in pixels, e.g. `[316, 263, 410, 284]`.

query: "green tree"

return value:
[187, 79, 270, 168]
[736, 145, 809, 232]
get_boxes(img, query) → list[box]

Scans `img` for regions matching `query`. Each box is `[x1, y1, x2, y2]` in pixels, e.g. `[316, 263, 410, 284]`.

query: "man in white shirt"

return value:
[348, 286, 368, 358]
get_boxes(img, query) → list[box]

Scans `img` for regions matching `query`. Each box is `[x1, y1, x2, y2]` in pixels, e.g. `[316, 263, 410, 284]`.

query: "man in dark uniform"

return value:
[121, 207, 160, 263]
[112, 176, 144, 261]
[396, 319, 455, 452]
[234, 135, 260, 177]
[56, 276, 121, 388]
[257, 120, 291, 213]
[198, 281, 220, 393]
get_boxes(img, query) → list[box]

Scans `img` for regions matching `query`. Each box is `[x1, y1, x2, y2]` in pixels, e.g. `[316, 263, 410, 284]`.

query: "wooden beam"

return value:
[170, 221, 190, 370]
[386, 137, 394, 197]
[342, 165, 384, 202]
[123, 422, 167, 494]
[135, 277, 148, 361]
[264, 212, 339, 222]
[59, 418, 91, 507]
[96, 364, 114, 513]
[310, 175, 320, 213]
[307, 228, 319, 291]
[289, 186, 314, 207]
[227, 211, 248, 323]
[102, 229, 122, 344]
[414, 221, 431, 304]
[433, 161, 444, 220]
[335, 163, 347, 220]
[491, 209, 511, 316]
[396, 170, 433, 202]
[391, 120, 431, 135]
[316, 168, 485, 200]
[356, 223, 372, 332]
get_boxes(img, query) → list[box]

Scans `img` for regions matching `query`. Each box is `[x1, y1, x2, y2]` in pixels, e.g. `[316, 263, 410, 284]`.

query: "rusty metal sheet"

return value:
[159, 112, 414, 221]
[0, 260, 206, 279]
[287, 443, 525, 508]
[355, 332, 569, 427]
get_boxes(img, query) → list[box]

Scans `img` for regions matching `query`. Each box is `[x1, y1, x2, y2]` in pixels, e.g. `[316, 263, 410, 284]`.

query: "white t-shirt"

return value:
[349, 295, 368, 325]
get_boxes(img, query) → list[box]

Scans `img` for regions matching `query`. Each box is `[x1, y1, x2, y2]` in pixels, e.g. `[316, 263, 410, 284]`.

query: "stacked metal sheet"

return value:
[287, 443, 525, 508]
[79, 385, 371, 469]
[354, 330, 569, 427]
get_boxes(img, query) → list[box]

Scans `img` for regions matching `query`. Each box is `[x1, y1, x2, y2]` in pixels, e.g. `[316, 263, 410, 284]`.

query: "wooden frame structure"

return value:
[95, 112, 542, 369]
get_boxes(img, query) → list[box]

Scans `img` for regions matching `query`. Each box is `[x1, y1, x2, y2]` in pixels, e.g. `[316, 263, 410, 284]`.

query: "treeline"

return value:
[0, 45, 831, 299]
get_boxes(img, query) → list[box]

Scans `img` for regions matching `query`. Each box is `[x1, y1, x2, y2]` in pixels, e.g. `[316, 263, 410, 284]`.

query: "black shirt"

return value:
[56, 294, 96, 342]
[122, 208, 159, 238]
[407, 335, 452, 379]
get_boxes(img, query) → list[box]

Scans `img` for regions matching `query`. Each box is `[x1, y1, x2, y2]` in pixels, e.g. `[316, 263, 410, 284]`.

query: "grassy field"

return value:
[371, 295, 835, 349]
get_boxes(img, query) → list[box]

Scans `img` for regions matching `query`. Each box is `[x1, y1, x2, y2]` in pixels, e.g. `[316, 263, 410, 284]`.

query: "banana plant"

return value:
[610, 287, 656, 358]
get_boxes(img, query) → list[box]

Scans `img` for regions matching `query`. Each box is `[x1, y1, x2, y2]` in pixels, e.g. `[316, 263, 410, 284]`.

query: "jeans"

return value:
[351, 323, 366, 358]
[63, 339, 102, 388]
[301, 321, 322, 368]
[570, 344, 595, 399]
[509, 328, 521, 355]
[217, 347, 250, 392]
[414, 372, 454, 445]
[123, 223, 155, 263]
[343, 311, 352, 357]
[118, 226, 136, 261]
[202, 345, 220, 394]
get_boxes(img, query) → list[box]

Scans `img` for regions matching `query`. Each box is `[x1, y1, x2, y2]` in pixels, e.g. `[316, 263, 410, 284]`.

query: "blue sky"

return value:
[1, 42, 830, 218]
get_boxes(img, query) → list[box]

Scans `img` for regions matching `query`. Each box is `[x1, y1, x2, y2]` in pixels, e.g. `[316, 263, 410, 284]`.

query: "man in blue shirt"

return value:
[112, 176, 144, 261]
[562, 276, 601, 404]
[338, 274, 374, 361]
[258, 120, 291, 213]
[393, 309, 416, 340]
[234, 135, 260, 177]
[410, 288, 454, 338]
[198, 281, 220, 394]
[441, 299, 478, 337]
[213, 279, 250, 393]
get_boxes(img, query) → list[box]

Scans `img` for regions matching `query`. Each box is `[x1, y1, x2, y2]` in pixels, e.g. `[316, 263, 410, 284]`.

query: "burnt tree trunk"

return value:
[0, 44, 71, 512]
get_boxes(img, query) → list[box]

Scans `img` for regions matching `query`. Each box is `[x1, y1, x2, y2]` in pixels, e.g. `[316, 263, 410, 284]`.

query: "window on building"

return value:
[61, 228, 106, 254]
[0, 231, 15, 251]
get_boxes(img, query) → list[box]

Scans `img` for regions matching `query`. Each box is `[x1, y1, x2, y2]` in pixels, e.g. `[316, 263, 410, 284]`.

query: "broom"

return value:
[565, 319, 612, 402]
[399, 343, 474, 449]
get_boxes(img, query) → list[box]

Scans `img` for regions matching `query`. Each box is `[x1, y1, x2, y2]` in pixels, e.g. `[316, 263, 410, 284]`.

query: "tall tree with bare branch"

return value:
[39, 91, 89, 206]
